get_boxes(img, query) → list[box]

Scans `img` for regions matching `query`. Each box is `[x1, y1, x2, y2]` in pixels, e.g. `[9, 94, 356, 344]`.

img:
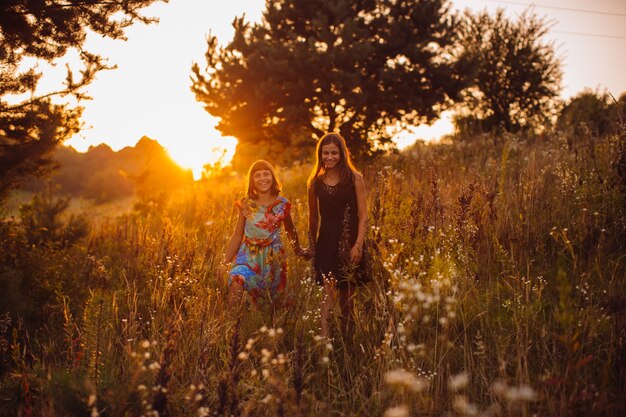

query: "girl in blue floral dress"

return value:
[224, 160, 304, 304]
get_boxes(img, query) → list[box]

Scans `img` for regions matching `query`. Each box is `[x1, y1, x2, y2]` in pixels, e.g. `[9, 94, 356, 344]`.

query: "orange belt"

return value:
[243, 237, 275, 247]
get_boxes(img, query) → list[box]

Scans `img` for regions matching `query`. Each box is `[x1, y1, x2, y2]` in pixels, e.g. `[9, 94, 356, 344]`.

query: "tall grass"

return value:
[0, 130, 624, 416]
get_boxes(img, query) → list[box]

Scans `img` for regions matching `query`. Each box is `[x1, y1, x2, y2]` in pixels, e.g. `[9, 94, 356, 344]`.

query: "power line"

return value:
[484, 0, 626, 17]
[553, 30, 626, 40]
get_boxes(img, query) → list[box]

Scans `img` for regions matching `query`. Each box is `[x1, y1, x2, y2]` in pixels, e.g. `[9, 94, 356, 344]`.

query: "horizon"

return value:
[22, 0, 626, 177]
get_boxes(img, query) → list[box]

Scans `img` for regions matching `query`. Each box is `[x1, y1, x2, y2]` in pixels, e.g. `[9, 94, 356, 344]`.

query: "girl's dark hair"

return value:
[246, 159, 281, 198]
[307, 132, 359, 188]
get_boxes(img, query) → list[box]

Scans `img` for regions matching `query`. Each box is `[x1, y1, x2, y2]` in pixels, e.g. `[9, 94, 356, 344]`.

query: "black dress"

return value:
[313, 176, 370, 289]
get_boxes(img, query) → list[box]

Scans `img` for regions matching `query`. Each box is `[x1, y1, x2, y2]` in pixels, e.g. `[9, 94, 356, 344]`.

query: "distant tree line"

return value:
[22, 137, 193, 204]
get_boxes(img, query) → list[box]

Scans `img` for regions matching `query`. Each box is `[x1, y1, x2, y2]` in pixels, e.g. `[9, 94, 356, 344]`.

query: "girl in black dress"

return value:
[307, 133, 369, 339]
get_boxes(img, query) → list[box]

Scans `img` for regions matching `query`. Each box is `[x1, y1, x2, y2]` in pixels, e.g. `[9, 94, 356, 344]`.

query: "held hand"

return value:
[299, 246, 314, 260]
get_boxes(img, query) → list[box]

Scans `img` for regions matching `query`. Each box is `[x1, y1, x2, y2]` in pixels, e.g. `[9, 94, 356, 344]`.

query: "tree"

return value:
[557, 90, 614, 138]
[456, 8, 562, 133]
[0, 0, 166, 203]
[191, 0, 466, 167]
[19, 184, 89, 248]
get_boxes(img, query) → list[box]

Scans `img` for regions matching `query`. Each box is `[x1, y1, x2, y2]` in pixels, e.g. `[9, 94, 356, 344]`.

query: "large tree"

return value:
[191, 0, 466, 167]
[0, 0, 166, 203]
[456, 8, 562, 133]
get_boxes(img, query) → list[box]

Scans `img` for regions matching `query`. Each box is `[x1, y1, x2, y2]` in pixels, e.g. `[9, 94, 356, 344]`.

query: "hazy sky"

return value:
[35, 0, 626, 175]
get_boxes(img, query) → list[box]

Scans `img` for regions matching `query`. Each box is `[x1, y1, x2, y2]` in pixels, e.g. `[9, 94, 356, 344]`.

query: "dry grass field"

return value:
[1, 131, 624, 417]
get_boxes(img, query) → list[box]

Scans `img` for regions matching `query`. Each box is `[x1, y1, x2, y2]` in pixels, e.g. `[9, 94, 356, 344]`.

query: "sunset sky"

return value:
[34, 0, 626, 177]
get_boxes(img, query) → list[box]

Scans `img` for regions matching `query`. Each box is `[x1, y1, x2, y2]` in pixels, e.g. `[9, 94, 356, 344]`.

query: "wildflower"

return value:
[138, 384, 147, 391]
[261, 348, 272, 363]
[237, 352, 248, 360]
[493, 380, 537, 402]
[448, 372, 469, 391]
[268, 328, 276, 338]
[141, 340, 151, 349]
[197, 406, 210, 417]
[505, 384, 537, 402]
[452, 395, 478, 416]
[245, 338, 255, 350]
[383, 405, 409, 417]
[87, 394, 97, 407]
[261, 394, 274, 404]
[384, 369, 428, 392]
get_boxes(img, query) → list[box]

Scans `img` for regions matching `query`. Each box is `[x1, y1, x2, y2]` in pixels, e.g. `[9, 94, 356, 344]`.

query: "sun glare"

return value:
[165, 136, 237, 180]
[393, 111, 455, 148]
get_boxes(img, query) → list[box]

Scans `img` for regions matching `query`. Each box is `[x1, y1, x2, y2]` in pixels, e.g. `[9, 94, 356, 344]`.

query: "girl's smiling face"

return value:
[252, 169, 274, 194]
[321, 143, 341, 169]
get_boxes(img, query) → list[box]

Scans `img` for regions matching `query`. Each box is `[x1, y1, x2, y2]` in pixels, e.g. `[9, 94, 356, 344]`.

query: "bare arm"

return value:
[283, 212, 302, 255]
[350, 173, 368, 263]
[307, 185, 319, 249]
[224, 211, 245, 263]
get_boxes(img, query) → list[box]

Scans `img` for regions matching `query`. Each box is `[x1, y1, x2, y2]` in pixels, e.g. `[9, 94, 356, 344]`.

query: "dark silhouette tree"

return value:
[191, 0, 467, 167]
[19, 184, 90, 247]
[557, 90, 614, 138]
[0, 0, 166, 203]
[456, 8, 562, 134]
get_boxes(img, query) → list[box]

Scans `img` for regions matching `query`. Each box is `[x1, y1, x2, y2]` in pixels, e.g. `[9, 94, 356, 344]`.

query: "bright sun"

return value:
[152, 107, 239, 180]
[164, 135, 238, 180]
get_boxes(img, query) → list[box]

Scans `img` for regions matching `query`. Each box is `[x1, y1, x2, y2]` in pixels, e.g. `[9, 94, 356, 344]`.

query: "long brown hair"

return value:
[246, 159, 282, 198]
[307, 132, 359, 188]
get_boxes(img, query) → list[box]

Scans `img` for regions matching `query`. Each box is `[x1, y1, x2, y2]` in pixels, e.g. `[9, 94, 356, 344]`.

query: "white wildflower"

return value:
[452, 395, 478, 416]
[384, 369, 428, 392]
[383, 404, 409, 417]
[448, 372, 469, 391]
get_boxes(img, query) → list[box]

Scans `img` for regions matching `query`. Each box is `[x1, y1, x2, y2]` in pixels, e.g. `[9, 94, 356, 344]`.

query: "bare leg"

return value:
[228, 281, 245, 314]
[320, 281, 337, 339]
[339, 284, 355, 337]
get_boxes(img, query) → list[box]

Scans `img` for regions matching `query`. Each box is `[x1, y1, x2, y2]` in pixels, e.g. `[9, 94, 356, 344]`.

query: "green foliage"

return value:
[0, 101, 83, 204]
[457, 8, 562, 133]
[19, 184, 89, 247]
[0, 0, 166, 203]
[191, 0, 466, 167]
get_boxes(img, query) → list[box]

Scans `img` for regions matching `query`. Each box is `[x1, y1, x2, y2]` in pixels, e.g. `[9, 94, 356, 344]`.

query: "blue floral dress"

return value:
[229, 196, 291, 301]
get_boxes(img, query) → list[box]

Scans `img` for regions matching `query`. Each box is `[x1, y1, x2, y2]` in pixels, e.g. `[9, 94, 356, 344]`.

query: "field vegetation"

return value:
[1, 128, 624, 417]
